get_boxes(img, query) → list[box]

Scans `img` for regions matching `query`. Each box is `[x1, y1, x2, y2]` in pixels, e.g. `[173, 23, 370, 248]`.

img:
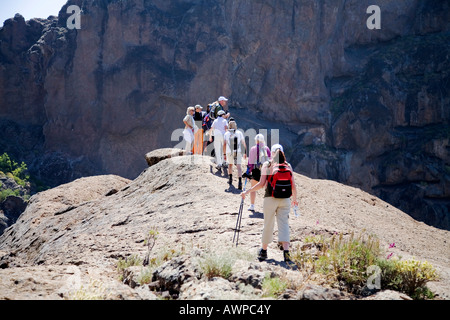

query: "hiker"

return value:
[208, 96, 231, 120]
[193, 105, 206, 155]
[202, 105, 213, 155]
[209, 110, 228, 170]
[183, 106, 196, 155]
[224, 120, 247, 189]
[241, 144, 298, 263]
[245, 134, 271, 212]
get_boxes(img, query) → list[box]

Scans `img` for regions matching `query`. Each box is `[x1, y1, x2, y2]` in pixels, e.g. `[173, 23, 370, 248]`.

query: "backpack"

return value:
[202, 113, 212, 131]
[227, 130, 239, 160]
[209, 102, 223, 120]
[267, 163, 293, 198]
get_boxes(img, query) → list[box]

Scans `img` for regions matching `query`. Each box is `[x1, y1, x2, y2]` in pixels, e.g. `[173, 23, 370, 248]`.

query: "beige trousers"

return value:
[262, 197, 291, 245]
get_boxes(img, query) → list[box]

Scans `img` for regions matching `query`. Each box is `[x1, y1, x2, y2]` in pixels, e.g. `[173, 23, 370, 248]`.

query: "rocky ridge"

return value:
[0, 149, 448, 300]
[0, 0, 448, 229]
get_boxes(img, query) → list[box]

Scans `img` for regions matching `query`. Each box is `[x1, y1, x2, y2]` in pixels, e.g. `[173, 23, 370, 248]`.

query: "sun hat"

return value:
[218, 96, 228, 102]
[255, 134, 265, 143]
[271, 144, 284, 154]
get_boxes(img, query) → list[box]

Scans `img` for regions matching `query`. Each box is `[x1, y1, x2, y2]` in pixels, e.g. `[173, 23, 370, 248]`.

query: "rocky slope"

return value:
[0, 150, 448, 300]
[0, 0, 448, 228]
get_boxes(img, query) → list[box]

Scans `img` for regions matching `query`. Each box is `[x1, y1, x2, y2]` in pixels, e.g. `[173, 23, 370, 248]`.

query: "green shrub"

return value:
[314, 232, 381, 290]
[261, 275, 288, 298]
[0, 153, 28, 181]
[377, 258, 438, 299]
[0, 188, 20, 202]
[292, 232, 438, 299]
[0, 153, 30, 189]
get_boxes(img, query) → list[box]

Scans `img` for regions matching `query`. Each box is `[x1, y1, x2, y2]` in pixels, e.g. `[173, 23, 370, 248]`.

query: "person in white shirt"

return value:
[209, 110, 228, 170]
[224, 120, 247, 189]
[182, 106, 196, 155]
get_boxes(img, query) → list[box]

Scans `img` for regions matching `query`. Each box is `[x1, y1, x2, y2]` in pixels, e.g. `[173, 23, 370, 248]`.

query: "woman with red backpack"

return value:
[241, 144, 298, 263]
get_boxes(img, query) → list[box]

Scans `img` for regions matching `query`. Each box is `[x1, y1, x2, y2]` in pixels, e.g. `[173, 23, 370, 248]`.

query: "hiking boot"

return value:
[258, 248, 268, 262]
[228, 174, 233, 185]
[283, 250, 292, 263]
[216, 164, 222, 171]
[277, 242, 283, 251]
[238, 178, 242, 190]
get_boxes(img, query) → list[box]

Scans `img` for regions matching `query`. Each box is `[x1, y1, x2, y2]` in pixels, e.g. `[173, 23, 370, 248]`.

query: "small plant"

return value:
[198, 252, 233, 280]
[377, 258, 438, 299]
[143, 228, 159, 266]
[68, 280, 107, 300]
[117, 254, 142, 273]
[136, 267, 154, 285]
[261, 275, 288, 298]
[198, 247, 255, 280]
[137, 247, 182, 285]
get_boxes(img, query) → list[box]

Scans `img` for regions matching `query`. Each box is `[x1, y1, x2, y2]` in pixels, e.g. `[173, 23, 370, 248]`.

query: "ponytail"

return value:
[272, 149, 286, 164]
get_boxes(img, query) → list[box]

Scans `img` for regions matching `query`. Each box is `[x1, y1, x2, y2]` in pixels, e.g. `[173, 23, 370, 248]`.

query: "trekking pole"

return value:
[233, 178, 248, 246]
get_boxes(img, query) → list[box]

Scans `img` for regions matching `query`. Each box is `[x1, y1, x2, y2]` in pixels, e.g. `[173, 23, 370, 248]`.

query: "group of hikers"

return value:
[182, 96, 298, 263]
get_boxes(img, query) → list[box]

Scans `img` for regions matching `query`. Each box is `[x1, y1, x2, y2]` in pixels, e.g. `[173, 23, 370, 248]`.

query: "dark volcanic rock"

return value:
[0, 196, 27, 235]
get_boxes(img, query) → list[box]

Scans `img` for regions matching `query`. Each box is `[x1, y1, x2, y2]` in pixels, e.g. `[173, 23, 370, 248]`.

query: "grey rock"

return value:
[299, 284, 345, 300]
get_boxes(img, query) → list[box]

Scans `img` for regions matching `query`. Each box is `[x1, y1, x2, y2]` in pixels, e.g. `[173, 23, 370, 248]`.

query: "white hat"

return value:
[271, 144, 284, 154]
[218, 96, 228, 102]
[195, 104, 203, 109]
[217, 110, 226, 116]
[255, 134, 265, 143]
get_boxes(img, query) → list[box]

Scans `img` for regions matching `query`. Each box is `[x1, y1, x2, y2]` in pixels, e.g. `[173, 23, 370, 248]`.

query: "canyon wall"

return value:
[0, 0, 448, 228]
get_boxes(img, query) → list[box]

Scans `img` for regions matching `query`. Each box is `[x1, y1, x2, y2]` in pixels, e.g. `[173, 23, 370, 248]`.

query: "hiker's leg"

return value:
[250, 179, 257, 204]
[214, 134, 223, 165]
[223, 141, 227, 163]
[228, 161, 233, 184]
[227, 153, 233, 172]
[236, 155, 243, 177]
[262, 197, 277, 247]
[185, 140, 192, 154]
[276, 198, 291, 250]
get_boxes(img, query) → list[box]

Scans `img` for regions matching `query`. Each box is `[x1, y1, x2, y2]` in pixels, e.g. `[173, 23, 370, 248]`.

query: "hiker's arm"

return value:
[241, 167, 268, 199]
[289, 164, 298, 206]
[209, 122, 215, 142]
[223, 140, 227, 160]
[183, 120, 193, 130]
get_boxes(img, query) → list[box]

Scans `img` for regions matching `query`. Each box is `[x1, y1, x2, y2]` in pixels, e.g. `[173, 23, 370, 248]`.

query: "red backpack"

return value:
[267, 163, 293, 198]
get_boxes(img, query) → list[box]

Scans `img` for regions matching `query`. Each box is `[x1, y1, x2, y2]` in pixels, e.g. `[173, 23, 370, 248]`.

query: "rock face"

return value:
[0, 174, 30, 235]
[0, 150, 449, 300]
[0, 1, 449, 228]
[0, 196, 27, 235]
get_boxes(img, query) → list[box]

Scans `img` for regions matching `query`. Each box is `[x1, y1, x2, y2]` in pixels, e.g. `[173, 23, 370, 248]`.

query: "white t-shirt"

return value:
[211, 117, 228, 137]
[224, 129, 245, 154]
